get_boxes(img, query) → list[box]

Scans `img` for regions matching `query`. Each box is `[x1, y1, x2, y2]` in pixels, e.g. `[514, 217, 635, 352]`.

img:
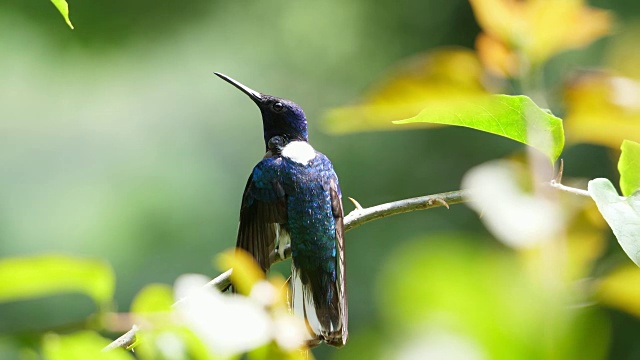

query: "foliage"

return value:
[619, 140, 640, 197]
[50, 0, 73, 29]
[4, 0, 640, 359]
[0, 255, 114, 308]
[393, 94, 564, 162]
[589, 179, 640, 266]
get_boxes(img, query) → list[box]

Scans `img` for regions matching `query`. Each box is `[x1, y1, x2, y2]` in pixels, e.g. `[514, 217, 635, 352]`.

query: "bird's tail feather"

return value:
[290, 265, 347, 347]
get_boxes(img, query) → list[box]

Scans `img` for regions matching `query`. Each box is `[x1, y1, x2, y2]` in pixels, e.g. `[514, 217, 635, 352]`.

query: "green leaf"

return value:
[43, 331, 134, 360]
[131, 284, 174, 314]
[377, 235, 608, 359]
[619, 140, 640, 196]
[0, 255, 115, 308]
[50, 0, 74, 29]
[588, 178, 640, 266]
[393, 95, 565, 161]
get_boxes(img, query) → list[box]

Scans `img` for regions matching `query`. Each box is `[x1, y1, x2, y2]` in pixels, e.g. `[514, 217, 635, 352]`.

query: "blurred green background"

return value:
[1, 0, 639, 358]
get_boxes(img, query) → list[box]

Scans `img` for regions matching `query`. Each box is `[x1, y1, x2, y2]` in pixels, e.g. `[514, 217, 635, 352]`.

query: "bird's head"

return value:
[215, 73, 308, 149]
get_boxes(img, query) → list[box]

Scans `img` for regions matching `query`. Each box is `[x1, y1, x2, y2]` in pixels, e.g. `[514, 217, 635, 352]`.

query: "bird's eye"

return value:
[272, 102, 284, 112]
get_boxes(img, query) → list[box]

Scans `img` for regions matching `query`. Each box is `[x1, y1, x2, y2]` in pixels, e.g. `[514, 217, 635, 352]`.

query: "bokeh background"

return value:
[1, 0, 640, 358]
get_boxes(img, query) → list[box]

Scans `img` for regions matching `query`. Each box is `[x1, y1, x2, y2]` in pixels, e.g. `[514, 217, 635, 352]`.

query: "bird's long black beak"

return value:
[214, 72, 263, 104]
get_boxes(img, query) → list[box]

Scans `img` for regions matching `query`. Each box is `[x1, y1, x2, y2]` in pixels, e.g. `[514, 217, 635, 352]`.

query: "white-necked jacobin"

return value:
[215, 72, 348, 347]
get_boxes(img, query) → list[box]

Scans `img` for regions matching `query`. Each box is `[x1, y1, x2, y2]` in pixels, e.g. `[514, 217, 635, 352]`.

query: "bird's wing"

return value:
[237, 157, 287, 272]
[329, 174, 348, 346]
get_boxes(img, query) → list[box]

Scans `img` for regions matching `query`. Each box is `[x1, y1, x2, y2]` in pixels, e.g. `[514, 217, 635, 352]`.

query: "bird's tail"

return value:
[290, 264, 348, 348]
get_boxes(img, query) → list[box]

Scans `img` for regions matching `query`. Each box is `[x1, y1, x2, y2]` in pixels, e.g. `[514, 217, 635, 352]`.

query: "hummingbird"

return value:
[214, 72, 348, 347]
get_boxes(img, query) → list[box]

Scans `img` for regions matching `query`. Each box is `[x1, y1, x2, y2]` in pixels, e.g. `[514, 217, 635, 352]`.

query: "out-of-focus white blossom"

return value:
[272, 310, 309, 351]
[462, 160, 565, 248]
[250, 280, 279, 307]
[173, 273, 307, 358]
[174, 274, 271, 357]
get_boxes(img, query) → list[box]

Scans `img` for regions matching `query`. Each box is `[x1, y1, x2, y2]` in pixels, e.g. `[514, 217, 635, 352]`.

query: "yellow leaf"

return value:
[564, 204, 607, 281]
[476, 33, 519, 77]
[217, 249, 265, 295]
[606, 23, 640, 80]
[470, 0, 612, 65]
[564, 72, 640, 148]
[323, 48, 488, 133]
[598, 265, 640, 317]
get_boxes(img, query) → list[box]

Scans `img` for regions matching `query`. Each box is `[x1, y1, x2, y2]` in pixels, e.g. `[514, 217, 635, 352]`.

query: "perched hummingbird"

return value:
[215, 73, 348, 347]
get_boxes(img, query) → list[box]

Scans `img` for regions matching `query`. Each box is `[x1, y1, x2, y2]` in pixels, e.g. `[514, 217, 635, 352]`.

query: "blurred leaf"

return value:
[394, 95, 565, 161]
[588, 178, 640, 266]
[134, 327, 212, 360]
[248, 342, 310, 360]
[598, 265, 640, 317]
[378, 235, 608, 359]
[50, 0, 74, 29]
[470, 0, 612, 65]
[475, 32, 518, 77]
[42, 331, 133, 360]
[323, 48, 488, 133]
[564, 203, 607, 280]
[0, 255, 114, 308]
[606, 23, 640, 80]
[564, 72, 640, 148]
[131, 284, 174, 314]
[218, 249, 265, 295]
[619, 140, 640, 197]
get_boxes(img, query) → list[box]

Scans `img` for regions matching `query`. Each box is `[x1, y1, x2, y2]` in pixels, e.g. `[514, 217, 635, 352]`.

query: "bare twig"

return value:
[102, 325, 139, 352]
[549, 160, 590, 197]
[198, 190, 470, 293]
[105, 189, 470, 351]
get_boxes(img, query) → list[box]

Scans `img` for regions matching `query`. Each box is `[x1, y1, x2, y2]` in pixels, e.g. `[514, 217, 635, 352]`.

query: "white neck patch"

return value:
[282, 141, 316, 165]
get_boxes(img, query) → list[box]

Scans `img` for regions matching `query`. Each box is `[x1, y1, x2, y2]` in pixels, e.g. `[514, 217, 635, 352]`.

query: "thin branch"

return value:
[184, 190, 471, 294]
[342, 190, 467, 232]
[549, 159, 591, 197]
[102, 325, 139, 352]
[549, 180, 591, 197]
[105, 189, 470, 351]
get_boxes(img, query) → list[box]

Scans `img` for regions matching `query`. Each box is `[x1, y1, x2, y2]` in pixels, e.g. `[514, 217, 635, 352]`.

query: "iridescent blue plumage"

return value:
[215, 73, 347, 347]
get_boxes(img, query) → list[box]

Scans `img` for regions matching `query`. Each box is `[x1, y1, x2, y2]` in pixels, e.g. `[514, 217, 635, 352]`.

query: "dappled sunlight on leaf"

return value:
[470, 0, 612, 69]
[564, 72, 640, 148]
[323, 48, 489, 133]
